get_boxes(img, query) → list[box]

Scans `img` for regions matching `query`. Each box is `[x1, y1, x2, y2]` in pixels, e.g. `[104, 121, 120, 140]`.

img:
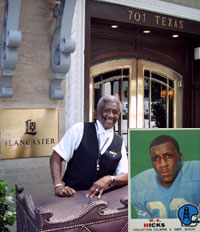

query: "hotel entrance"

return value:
[90, 59, 183, 145]
[85, 0, 200, 129]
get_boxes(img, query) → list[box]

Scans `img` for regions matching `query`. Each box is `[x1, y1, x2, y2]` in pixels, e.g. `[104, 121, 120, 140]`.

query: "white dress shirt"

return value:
[53, 120, 128, 175]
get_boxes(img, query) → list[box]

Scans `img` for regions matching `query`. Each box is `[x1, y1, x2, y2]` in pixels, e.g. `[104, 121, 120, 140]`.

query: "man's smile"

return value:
[97, 102, 120, 129]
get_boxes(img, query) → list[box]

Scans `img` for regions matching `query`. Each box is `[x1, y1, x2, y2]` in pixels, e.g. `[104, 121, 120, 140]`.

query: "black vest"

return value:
[62, 122, 122, 190]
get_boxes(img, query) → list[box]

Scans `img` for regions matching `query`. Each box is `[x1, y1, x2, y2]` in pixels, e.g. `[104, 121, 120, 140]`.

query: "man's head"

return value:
[97, 95, 122, 129]
[149, 135, 183, 188]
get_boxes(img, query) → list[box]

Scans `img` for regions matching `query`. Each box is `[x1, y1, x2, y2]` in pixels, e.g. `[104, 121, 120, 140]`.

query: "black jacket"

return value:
[62, 122, 122, 190]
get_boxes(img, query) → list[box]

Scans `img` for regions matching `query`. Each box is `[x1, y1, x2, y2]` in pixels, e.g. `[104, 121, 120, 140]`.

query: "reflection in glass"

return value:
[152, 81, 166, 128]
[144, 78, 150, 128]
[144, 70, 174, 128]
[94, 84, 101, 119]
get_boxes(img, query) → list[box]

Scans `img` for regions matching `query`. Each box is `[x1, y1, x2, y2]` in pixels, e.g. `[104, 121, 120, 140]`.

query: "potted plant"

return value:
[0, 172, 16, 232]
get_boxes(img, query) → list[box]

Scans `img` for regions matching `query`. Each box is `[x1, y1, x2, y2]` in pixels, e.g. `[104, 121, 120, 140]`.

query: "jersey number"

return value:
[146, 198, 189, 218]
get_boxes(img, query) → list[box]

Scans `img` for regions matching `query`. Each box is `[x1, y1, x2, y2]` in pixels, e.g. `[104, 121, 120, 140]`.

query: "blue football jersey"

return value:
[131, 161, 200, 218]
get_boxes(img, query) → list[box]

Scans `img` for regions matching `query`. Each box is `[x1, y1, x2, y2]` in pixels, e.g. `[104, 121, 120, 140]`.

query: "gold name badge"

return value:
[109, 151, 117, 156]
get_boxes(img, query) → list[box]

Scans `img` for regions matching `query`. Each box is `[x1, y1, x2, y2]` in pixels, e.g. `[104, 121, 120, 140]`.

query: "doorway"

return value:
[90, 59, 183, 146]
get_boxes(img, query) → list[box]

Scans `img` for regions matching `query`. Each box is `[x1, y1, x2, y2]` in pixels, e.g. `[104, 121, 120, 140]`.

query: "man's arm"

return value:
[113, 173, 128, 185]
[87, 173, 128, 199]
[50, 151, 76, 197]
[87, 139, 128, 199]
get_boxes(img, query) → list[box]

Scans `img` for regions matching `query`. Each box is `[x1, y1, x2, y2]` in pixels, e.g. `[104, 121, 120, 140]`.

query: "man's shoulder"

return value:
[65, 122, 84, 137]
[182, 160, 200, 171]
[131, 168, 157, 191]
[83, 122, 96, 133]
[182, 160, 200, 181]
[183, 160, 200, 166]
[83, 122, 95, 128]
[113, 133, 123, 142]
[69, 122, 84, 130]
[84, 122, 94, 125]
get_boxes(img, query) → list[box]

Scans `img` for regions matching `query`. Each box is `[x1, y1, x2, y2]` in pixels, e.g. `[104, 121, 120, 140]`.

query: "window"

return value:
[144, 70, 174, 128]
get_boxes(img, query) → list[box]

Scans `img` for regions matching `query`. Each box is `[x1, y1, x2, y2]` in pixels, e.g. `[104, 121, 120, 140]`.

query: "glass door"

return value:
[137, 60, 183, 128]
[90, 59, 183, 145]
[90, 59, 137, 147]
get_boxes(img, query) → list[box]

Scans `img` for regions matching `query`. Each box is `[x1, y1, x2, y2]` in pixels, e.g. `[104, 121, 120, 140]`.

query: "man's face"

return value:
[97, 102, 120, 129]
[150, 141, 183, 188]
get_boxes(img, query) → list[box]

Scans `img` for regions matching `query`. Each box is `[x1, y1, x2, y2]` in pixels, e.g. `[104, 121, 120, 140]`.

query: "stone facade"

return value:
[161, 0, 200, 9]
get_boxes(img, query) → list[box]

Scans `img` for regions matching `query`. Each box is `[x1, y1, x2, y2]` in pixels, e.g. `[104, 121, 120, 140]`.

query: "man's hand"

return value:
[86, 175, 111, 199]
[50, 152, 76, 197]
[54, 185, 76, 197]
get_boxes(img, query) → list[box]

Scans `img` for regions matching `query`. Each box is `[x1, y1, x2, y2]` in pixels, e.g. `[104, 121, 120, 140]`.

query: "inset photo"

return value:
[128, 129, 200, 231]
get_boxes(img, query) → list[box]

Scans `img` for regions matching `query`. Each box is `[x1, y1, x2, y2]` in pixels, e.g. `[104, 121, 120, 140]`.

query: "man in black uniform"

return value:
[50, 95, 128, 199]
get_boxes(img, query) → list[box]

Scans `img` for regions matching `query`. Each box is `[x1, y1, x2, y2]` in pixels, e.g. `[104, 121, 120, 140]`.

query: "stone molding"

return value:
[0, 0, 22, 98]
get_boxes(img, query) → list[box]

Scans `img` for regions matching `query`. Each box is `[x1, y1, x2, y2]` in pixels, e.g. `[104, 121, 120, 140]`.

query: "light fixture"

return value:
[111, 25, 119, 29]
[172, 34, 179, 38]
[168, 89, 174, 99]
[161, 89, 167, 99]
[143, 30, 151, 34]
[161, 89, 174, 99]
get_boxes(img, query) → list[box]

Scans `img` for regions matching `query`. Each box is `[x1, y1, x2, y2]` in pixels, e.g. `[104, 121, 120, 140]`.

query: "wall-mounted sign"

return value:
[127, 10, 184, 30]
[0, 109, 59, 159]
[88, 1, 200, 36]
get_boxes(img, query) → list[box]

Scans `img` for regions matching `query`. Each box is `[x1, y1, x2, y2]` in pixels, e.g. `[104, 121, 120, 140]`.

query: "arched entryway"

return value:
[90, 59, 182, 145]
[85, 0, 200, 127]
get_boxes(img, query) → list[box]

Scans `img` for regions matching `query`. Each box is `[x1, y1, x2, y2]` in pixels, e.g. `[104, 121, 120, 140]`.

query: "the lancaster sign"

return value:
[0, 109, 58, 159]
